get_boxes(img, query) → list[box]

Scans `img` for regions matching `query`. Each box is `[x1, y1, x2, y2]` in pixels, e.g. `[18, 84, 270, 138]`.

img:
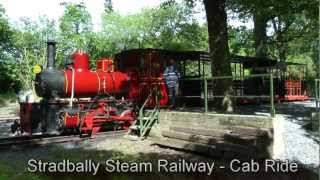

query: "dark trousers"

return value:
[167, 84, 179, 106]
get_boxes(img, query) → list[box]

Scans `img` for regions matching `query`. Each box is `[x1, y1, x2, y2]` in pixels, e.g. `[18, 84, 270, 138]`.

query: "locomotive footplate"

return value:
[20, 99, 135, 136]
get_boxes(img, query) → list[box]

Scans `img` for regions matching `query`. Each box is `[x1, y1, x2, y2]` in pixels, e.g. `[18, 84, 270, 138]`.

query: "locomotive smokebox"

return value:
[46, 40, 56, 70]
[35, 41, 64, 98]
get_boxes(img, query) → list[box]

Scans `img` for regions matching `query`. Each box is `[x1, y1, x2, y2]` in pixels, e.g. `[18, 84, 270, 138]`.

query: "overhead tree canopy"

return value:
[104, 0, 113, 13]
[0, 0, 317, 95]
[54, 2, 95, 69]
[59, 2, 93, 55]
[227, 0, 272, 57]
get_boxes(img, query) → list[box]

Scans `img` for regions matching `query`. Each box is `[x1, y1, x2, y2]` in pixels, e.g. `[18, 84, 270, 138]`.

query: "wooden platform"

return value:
[149, 111, 273, 160]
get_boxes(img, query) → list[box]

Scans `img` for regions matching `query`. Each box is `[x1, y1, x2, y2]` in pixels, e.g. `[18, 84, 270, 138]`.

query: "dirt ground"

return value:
[0, 102, 19, 117]
[0, 103, 19, 138]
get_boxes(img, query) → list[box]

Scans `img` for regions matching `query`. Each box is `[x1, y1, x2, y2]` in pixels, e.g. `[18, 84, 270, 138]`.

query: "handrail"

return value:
[187, 73, 275, 117]
[315, 79, 320, 108]
[139, 87, 159, 139]
[184, 73, 271, 81]
[139, 88, 156, 118]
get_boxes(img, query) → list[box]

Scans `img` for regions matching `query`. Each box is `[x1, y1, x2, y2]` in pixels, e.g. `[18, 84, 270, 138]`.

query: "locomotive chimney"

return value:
[47, 40, 56, 70]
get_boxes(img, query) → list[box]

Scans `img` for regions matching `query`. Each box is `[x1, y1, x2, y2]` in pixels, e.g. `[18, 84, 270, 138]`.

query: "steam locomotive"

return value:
[17, 41, 309, 136]
[18, 41, 168, 136]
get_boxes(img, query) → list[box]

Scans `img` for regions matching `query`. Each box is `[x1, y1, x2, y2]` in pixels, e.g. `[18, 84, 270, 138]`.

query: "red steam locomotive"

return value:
[18, 41, 309, 136]
[19, 41, 168, 136]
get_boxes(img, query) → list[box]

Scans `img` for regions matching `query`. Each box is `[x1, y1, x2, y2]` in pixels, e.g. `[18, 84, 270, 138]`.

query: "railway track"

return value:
[0, 130, 126, 150]
[0, 116, 19, 120]
[0, 116, 19, 123]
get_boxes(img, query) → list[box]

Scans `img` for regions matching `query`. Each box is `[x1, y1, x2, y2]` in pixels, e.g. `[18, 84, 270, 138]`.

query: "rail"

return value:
[0, 130, 126, 150]
[186, 73, 275, 117]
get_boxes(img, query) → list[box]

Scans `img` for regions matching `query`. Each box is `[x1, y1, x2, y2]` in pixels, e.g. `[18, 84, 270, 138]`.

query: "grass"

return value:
[0, 162, 42, 180]
[0, 148, 143, 180]
[0, 91, 17, 106]
[0, 143, 317, 180]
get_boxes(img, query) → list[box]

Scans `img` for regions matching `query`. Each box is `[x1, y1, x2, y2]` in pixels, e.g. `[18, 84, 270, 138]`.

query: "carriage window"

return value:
[201, 61, 211, 78]
[185, 59, 200, 77]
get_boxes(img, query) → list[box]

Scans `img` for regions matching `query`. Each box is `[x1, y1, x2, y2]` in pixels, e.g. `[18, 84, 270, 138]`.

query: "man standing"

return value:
[163, 59, 180, 108]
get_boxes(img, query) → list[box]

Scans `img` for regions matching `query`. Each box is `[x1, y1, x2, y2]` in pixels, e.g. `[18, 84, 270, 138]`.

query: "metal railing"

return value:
[138, 87, 160, 139]
[315, 79, 320, 108]
[190, 73, 275, 117]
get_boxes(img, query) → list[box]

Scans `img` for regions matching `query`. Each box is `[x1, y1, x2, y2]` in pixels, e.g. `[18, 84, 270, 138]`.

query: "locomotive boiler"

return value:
[35, 42, 130, 98]
[19, 41, 141, 136]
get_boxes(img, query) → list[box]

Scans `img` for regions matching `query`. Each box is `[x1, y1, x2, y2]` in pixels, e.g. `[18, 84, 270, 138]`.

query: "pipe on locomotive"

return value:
[69, 67, 75, 107]
[46, 40, 56, 70]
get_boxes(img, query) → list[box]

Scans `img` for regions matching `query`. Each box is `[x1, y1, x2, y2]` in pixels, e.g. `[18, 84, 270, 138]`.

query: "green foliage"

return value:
[100, 1, 208, 53]
[0, 5, 19, 92]
[0, 0, 317, 94]
[59, 3, 92, 35]
[11, 17, 55, 90]
[104, 0, 113, 13]
[227, 0, 318, 80]
[0, 161, 42, 180]
[58, 2, 92, 58]
[0, 4, 12, 49]
[146, 1, 198, 49]
[0, 91, 16, 106]
[0, 1, 209, 92]
[228, 26, 254, 56]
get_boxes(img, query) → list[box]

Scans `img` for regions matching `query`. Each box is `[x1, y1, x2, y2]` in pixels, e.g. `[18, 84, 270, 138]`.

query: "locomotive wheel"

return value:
[10, 120, 21, 135]
[56, 111, 66, 135]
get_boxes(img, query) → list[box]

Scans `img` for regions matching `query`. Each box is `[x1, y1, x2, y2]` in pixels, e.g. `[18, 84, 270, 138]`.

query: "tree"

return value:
[104, 0, 113, 13]
[100, 1, 207, 53]
[228, 26, 254, 56]
[148, 1, 204, 50]
[58, 2, 93, 62]
[0, 4, 19, 92]
[0, 4, 12, 55]
[203, 0, 233, 111]
[252, 3, 269, 57]
[11, 17, 56, 90]
[228, 0, 272, 58]
[269, 0, 318, 61]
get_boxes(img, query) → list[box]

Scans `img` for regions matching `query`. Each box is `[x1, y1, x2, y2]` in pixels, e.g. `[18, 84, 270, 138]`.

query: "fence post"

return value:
[316, 79, 319, 108]
[139, 112, 143, 138]
[270, 73, 275, 117]
[204, 77, 208, 113]
[315, 80, 317, 108]
[318, 80, 320, 108]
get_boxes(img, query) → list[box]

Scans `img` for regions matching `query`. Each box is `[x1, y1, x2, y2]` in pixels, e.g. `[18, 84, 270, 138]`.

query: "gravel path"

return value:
[273, 101, 319, 173]
[0, 103, 19, 138]
[0, 102, 19, 117]
[274, 115, 319, 166]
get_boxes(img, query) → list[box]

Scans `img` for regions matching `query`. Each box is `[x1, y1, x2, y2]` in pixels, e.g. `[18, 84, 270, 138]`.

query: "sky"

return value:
[0, 0, 251, 31]
[0, 0, 166, 30]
